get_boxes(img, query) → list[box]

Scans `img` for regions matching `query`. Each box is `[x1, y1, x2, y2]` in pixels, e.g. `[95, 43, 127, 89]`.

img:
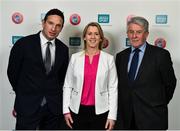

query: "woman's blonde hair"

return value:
[83, 22, 104, 50]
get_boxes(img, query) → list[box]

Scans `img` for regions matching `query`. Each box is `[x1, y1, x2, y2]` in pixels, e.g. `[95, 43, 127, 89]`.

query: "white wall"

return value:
[168, 1, 180, 128]
[1, 0, 180, 129]
[0, 1, 2, 128]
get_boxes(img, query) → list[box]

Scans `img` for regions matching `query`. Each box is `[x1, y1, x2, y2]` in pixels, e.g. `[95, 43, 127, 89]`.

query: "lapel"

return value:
[78, 51, 85, 73]
[135, 43, 151, 81]
[52, 39, 60, 72]
[33, 33, 46, 71]
[76, 51, 85, 91]
[96, 51, 104, 80]
[51, 39, 66, 74]
[123, 48, 131, 79]
[79, 51, 85, 85]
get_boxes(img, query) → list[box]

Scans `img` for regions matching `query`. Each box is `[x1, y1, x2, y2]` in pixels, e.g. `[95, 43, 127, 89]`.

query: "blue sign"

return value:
[98, 14, 110, 23]
[41, 13, 46, 21]
[156, 15, 168, 24]
[126, 38, 131, 47]
[12, 36, 23, 44]
[69, 37, 81, 46]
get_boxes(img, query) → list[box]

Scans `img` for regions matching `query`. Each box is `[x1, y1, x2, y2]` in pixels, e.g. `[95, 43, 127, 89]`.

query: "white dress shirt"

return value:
[40, 32, 55, 66]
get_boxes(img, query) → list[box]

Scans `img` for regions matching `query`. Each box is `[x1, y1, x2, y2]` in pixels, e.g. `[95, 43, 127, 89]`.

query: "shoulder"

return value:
[101, 51, 113, 58]
[147, 44, 170, 56]
[69, 51, 84, 64]
[100, 51, 115, 63]
[16, 33, 37, 43]
[12, 33, 38, 49]
[116, 47, 130, 58]
[71, 50, 84, 58]
[55, 39, 68, 49]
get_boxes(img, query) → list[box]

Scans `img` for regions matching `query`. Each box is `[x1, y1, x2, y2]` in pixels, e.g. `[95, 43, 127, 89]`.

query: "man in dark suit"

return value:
[115, 16, 176, 130]
[7, 9, 69, 130]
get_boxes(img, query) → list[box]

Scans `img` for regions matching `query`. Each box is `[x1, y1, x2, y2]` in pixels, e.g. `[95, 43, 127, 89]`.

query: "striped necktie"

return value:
[128, 48, 140, 81]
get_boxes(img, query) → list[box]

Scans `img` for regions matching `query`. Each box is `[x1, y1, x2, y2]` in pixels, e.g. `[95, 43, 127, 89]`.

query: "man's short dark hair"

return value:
[44, 8, 64, 26]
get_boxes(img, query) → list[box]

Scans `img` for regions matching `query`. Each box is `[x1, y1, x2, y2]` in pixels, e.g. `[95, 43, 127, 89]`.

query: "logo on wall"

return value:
[12, 36, 24, 44]
[155, 15, 168, 24]
[126, 15, 135, 23]
[70, 14, 81, 25]
[154, 38, 166, 48]
[126, 38, 131, 47]
[41, 13, 46, 21]
[69, 37, 81, 46]
[98, 14, 110, 23]
[102, 37, 109, 49]
[12, 12, 23, 24]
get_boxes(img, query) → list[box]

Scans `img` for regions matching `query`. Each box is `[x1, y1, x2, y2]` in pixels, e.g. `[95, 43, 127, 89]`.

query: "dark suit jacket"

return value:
[115, 43, 176, 129]
[7, 32, 69, 116]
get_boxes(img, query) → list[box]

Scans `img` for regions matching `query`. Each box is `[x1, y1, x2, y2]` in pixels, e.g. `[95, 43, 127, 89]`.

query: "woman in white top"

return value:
[63, 22, 118, 130]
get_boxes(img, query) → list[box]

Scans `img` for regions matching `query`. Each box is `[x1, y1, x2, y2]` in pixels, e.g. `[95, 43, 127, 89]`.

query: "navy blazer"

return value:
[7, 32, 69, 116]
[115, 43, 176, 129]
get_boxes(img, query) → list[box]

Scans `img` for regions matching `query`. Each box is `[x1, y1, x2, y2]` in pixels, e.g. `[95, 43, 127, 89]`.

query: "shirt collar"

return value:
[131, 42, 147, 53]
[40, 31, 55, 46]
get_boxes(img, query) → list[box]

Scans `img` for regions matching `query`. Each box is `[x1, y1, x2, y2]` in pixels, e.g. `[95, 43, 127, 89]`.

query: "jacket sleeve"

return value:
[158, 50, 176, 104]
[63, 55, 74, 114]
[107, 56, 118, 120]
[7, 40, 24, 92]
[58, 46, 69, 86]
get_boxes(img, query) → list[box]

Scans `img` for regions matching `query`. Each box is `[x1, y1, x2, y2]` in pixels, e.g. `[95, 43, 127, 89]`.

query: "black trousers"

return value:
[16, 104, 67, 130]
[129, 110, 138, 130]
[71, 105, 108, 130]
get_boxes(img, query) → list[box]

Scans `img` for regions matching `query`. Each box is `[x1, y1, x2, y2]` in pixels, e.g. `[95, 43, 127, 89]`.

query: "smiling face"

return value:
[42, 15, 63, 41]
[127, 23, 149, 48]
[84, 26, 102, 50]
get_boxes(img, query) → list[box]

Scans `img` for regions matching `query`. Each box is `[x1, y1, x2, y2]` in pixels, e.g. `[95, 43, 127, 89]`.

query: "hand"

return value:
[105, 119, 115, 130]
[64, 113, 73, 129]
[12, 109, 17, 118]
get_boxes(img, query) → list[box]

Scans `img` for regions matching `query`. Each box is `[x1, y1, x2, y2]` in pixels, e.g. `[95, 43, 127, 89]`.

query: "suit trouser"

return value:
[129, 110, 138, 130]
[16, 104, 66, 130]
[71, 104, 108, 130]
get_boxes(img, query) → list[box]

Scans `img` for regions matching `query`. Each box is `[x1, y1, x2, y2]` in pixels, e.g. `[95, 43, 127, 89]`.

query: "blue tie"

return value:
[128, 48, 140, 81]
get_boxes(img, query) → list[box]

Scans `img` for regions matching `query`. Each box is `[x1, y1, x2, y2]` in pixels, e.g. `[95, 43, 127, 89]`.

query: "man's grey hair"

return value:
[127, 16, 149, 33]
